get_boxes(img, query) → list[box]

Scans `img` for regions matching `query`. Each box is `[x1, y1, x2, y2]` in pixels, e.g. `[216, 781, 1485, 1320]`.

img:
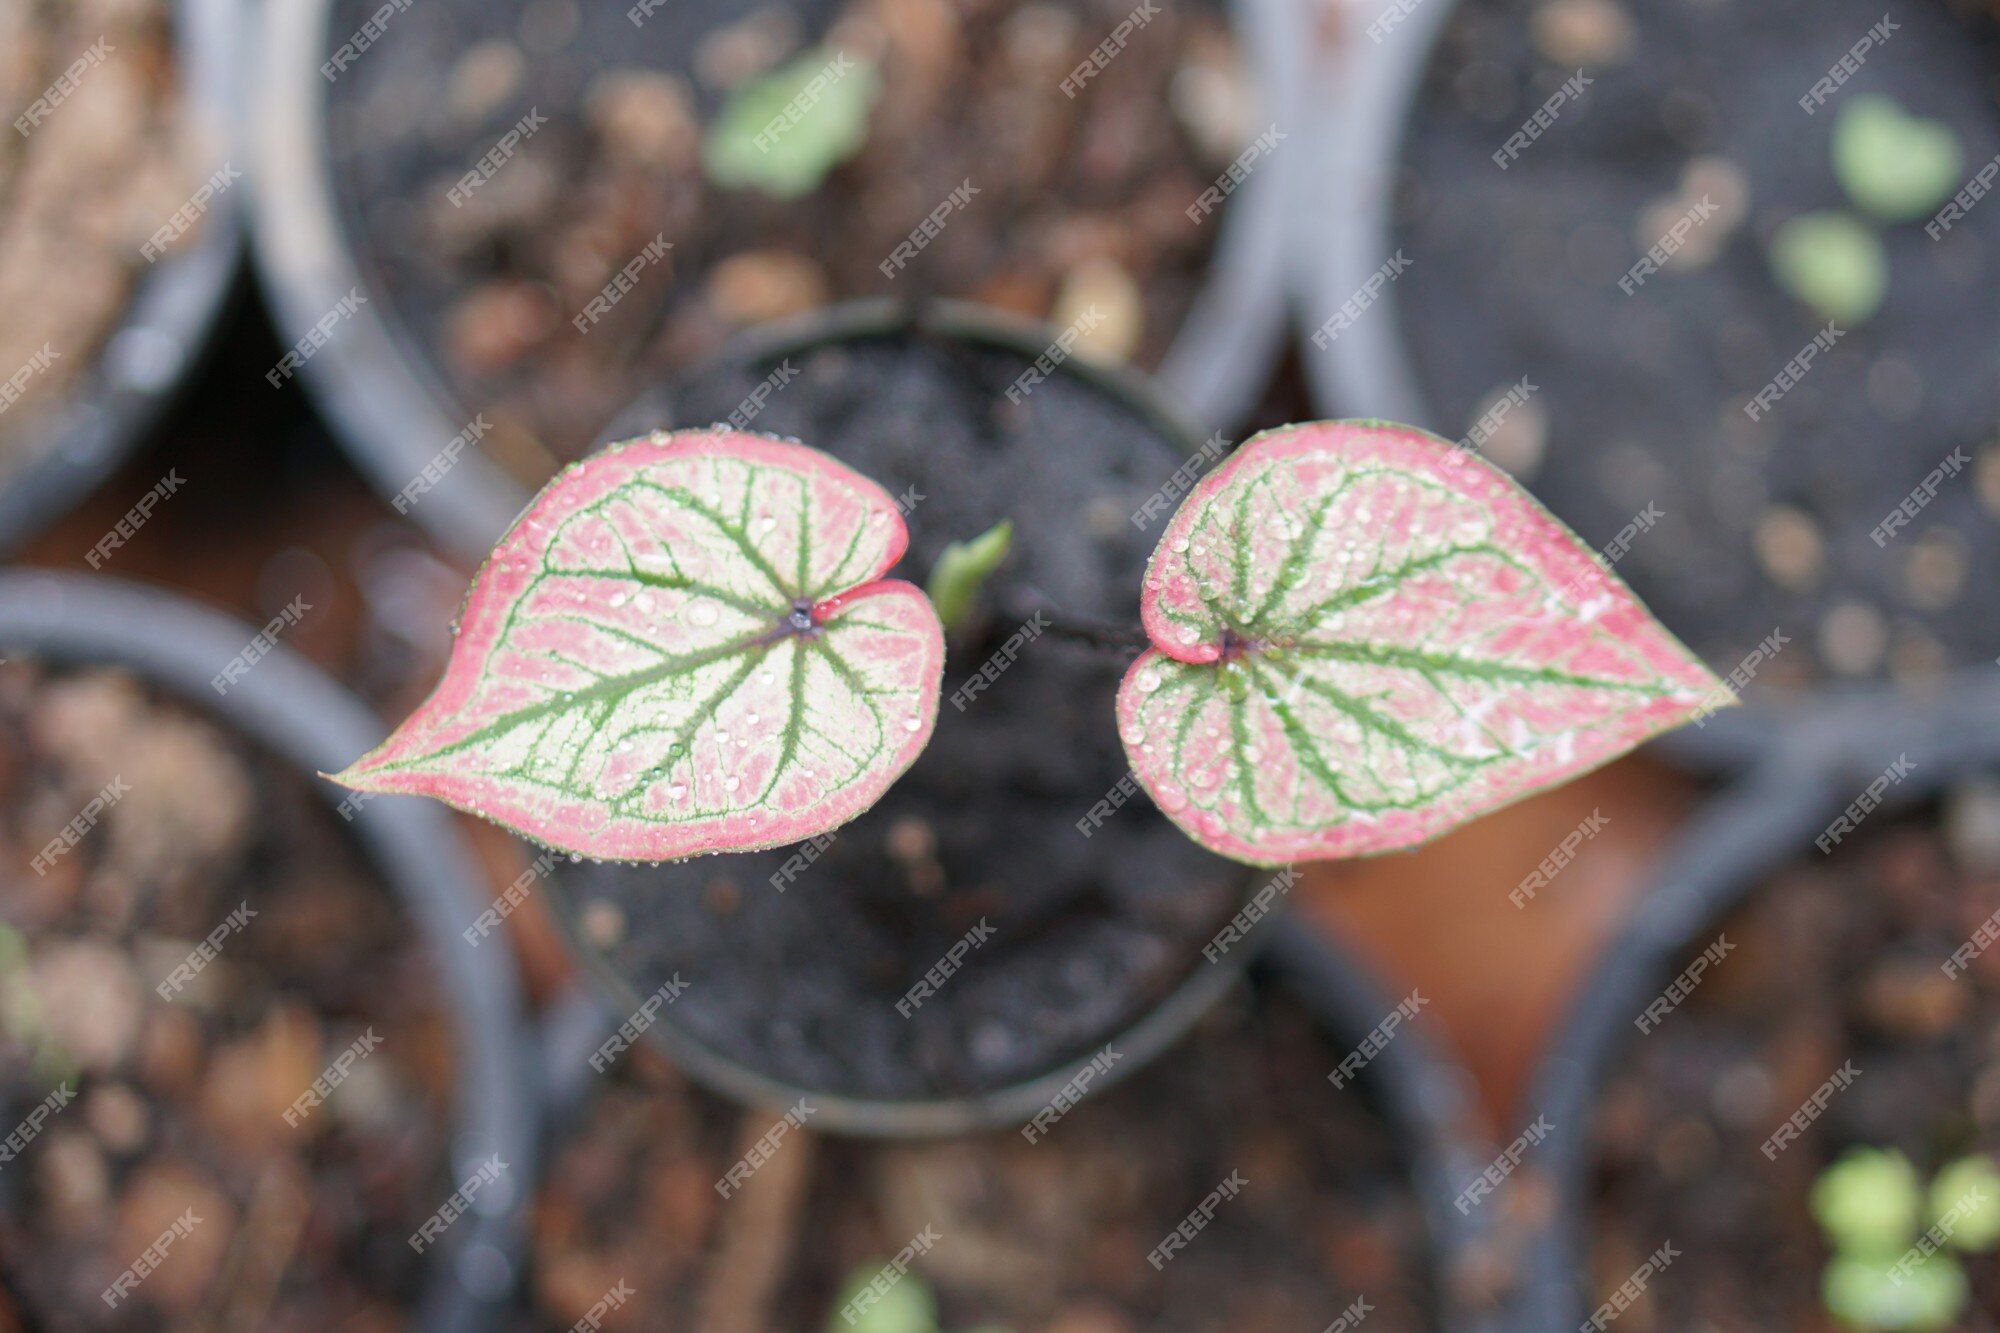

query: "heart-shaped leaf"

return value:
[330, 430, 944, 861]
[1832, 93, 1963, 223]
[1117, 420, 1724, 867]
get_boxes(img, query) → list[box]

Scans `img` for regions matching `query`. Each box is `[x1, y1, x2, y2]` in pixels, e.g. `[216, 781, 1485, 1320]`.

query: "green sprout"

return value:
[1814, 1147, 1924, 1254]
[1812, 1148, 2000, 1331]
[827, 1266, 937, 1333]
[925, 520, 1013, 635]
[1769, 212, 1887, 327]
[702, 48, 880, 200]
[0, 921, 75, 1091]
[1824, 1251, 1964, 1332]
[1832, 95, 1964, 223]
[1931, 1155, 2000, 1251]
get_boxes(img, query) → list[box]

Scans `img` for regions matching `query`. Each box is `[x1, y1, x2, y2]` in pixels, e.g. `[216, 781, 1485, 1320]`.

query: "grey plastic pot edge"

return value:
[0, 0, 247, 558]
[1290, 0, 1783, 776]
[247, 0, 1302, 565]
[1499, 671, 2000, 1330]
[528, 296, 1262, 1139]
[1262, 917, 1510, 1333]
[0, 572, 539, 1333]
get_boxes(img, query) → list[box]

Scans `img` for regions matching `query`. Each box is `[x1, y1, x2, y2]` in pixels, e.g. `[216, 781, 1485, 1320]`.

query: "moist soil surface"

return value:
[0, 663, 455, 1332]
[524, 986, 1431, 1331]
[324, 0, 1249, 476]
[0, 0, 207, 477]
[1586, 796, 2000, 1326]
[559, 324, 1250, 1105]
[1391, 0, 2000, 693]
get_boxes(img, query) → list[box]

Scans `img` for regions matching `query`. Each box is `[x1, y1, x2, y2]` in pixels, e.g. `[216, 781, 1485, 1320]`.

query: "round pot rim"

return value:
[1261, 916, 1509, 1333]
[247, 0, 1301, 565]
[1288, 0, 2000, 778]
[0, 0, 245, 558]
[0, 571, 538, 1332]
[1503, 670, 2000, 1329]
[646, 293, 1211, 456]
[539, 301, 1259, 1139]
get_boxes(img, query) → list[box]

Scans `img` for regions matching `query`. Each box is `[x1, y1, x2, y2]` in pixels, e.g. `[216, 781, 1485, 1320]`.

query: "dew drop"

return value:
[668, 784, 687, 800]
[687, 600, 721, 628]
[903, 717, 922, 732]
[609, 591, 629, 608]
[1156, 787, 1189, 812]
[1170, 538, 1190, 553]
[1178, 626, 1200, 644]
[725, 776, 741, 792]
[758, 517, 777, 533]
[717, 728, 731, 741]
[745, 713, 760, 725]
[1137, 670, 1163, 693]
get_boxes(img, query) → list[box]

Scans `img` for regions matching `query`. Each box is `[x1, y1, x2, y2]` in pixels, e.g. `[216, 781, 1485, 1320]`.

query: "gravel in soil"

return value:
[1392, 0, 2000, 692]
[526, 987, 1430, 1332]
[1587, 788, 2000, 1327]
[0, 663, 456, 1332]
[0, 0, 210, 476]
[326, 0, 1251, 476]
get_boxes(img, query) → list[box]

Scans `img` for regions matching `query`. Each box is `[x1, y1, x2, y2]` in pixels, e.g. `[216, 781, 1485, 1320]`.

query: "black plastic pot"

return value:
[0, 0, 246, 557]
[1498, 676, 2000, 1329]
[1295, 0, 2000, 776]
[248, 0, 1302, 564]
[522, 297, 1257, 1138]
[1261, 917, 1510, 1333]
[0, 572, 537, 1333]
[527, 919, 1485, 1329]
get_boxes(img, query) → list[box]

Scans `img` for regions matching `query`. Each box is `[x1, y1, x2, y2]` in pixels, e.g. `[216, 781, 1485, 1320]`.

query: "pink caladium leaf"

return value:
[330, 430, 945, 861]
[1117, 420, 1725, 867]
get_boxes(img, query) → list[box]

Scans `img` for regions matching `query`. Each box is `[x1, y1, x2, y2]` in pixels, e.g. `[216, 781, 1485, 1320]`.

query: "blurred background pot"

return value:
[521, 917, 1496, 1331]
[1500, 678, 2000, 1328]
[0, 572, 537, 1333]
[0, 0, 246, 557]
[1297, 0, 2000, 775]
[251, 0, 1302, 564]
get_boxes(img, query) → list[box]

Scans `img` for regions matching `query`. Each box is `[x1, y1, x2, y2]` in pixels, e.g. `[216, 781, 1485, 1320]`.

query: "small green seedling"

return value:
[703, 47, 880, 199]
[925, 520, 1012, 635]
[829, 1265, 937, 1333]
[1769, 211, 1887, 326]
[1833, 95, 1964, 223]
[1811, 1147, 2000, 1331]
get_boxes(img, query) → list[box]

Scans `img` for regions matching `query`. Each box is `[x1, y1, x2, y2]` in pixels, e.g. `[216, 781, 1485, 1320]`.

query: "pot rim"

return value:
[538, 299, 1261, 1138]
[1261, 916, 1510, 1333]
[247, 0, 1301, 564]
[0, 0, 246, 558]
[0, 572, 538, 1333]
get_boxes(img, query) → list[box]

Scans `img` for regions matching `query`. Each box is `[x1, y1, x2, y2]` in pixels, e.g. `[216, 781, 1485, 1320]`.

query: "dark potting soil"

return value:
[525, 988, 1429, 1331]
[1586, 795, 2000, 1326]
[1391, 0, 2000, 692]
[0, 663, 456, 1332]
[323, 0, 1249, 476]
[559, 327, 1250, 1104]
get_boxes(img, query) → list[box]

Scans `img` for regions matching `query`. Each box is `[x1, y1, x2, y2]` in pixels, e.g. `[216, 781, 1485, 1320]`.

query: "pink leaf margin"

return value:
[327, 428, 945, 862]
[1121, 419, 1730, 866]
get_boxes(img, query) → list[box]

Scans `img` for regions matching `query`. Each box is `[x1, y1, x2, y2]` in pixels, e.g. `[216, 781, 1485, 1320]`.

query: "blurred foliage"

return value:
[703, 48, 880, 200]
